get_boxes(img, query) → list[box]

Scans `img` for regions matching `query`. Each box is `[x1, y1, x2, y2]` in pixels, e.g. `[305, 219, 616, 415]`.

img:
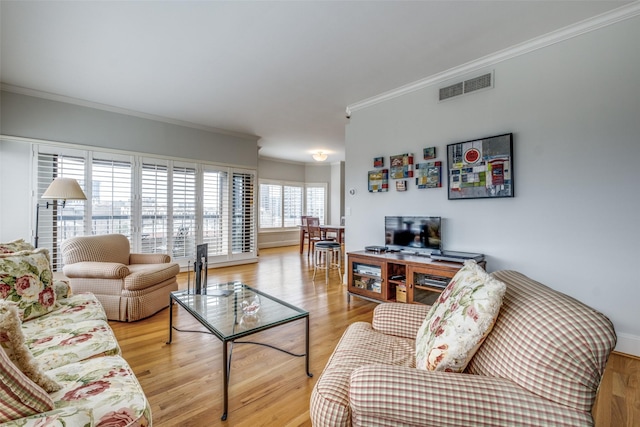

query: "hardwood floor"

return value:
[110, 246, 640, 427]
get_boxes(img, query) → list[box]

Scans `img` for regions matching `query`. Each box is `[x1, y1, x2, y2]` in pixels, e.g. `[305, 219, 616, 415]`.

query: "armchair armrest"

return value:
[349, 365, 592, 427]
[63, 262, 129, 279]
[129, 253, 171, 264]
[372, 303, 430, 339]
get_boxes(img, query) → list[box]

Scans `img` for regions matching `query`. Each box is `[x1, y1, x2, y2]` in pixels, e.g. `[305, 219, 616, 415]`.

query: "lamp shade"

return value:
[41, 178, 87, 201]
[312, 152, 328, 162]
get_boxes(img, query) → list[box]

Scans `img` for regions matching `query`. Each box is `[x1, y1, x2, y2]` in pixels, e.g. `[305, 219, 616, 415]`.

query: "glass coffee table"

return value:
[167, 282, 312, 421]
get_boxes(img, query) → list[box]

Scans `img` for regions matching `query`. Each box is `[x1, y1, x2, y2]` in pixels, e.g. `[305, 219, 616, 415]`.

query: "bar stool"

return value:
[312, 241, 342, 283]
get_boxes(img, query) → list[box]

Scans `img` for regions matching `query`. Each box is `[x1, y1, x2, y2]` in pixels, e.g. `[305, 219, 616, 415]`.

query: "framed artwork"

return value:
[389, 153, 414, 179]
[395, 180, 407, 192]
[373, 157, 384, 168]
[415, 161, 442, 189]
[447, 133, 513, 200]
[368, 169, 389, 192]
[423, 147, 436, 160]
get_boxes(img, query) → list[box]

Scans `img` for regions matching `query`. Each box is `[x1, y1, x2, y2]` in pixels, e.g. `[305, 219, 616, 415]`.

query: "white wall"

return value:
[345, 16, 640, 355]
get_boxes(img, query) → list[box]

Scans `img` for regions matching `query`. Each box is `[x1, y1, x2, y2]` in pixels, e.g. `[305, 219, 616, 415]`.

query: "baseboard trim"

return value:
[614, 333, 640, 358]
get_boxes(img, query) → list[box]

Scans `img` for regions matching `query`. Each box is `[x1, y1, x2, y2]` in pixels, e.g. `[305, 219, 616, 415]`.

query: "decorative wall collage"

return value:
[368, 148, 441, 193]
[368, 132, 513, 198]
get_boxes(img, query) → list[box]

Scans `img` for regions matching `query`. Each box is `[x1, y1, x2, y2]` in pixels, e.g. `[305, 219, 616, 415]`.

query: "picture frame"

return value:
[368, 169, 389, 192]
[415, 161, 442, 189]
[447, 133, 513, 199]
[389, 153, 414, 179]
[423, 147, 436, 160]
[373, 157, 384, 168]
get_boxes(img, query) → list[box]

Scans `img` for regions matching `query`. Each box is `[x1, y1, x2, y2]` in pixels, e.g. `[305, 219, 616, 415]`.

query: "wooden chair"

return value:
[306, 217, 335, 257]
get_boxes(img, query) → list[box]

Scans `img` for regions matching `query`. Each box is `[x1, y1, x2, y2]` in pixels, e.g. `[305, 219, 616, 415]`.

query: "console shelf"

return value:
[347, 250, 486, 305]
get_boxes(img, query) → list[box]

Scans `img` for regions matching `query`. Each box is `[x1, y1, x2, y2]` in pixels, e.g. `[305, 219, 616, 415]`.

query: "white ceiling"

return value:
[0, 1, 632, 163]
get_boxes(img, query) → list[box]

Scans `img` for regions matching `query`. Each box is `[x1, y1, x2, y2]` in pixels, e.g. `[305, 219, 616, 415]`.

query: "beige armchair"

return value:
[61, 234, 180, 322]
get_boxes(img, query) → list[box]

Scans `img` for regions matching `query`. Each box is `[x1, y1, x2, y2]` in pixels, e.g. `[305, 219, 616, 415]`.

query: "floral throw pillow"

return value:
[0, 249, 58, 321]
[416, 260, 506, 372]
[0, 239, 35, 254]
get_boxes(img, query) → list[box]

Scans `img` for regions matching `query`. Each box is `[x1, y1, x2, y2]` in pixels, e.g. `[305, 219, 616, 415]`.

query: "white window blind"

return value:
[141, 161, 169, 254]
[259, 183, 282, 229]
[35, 149, 87, 269]
[306, 184, 327, 225]
[91, 157, 132, 237]
[172, 164, 196, 260]
[283, 185, 303, 227]
[231, 170, 256, 255]
[202, 168, 228, 256]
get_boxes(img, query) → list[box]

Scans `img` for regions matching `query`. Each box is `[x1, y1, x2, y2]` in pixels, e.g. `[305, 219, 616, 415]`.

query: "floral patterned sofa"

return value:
[311, 262, 617, 427]
[1, 239, 151, 427]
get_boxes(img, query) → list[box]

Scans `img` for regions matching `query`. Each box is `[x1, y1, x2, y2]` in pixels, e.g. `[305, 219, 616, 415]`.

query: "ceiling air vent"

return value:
[439, 72, 493, 102]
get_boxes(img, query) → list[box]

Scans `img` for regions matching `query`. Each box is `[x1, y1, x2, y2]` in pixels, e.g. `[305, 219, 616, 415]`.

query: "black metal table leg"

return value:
[306, 316, 313, 377]
[222, 340, 228, 421]
[166, 295, 173, 344]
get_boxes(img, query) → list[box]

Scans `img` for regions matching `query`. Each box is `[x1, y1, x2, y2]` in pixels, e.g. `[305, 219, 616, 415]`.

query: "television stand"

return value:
[347, 250, 486, 305]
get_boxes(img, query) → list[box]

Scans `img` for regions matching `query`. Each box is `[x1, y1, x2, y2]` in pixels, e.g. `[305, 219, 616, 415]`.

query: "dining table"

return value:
[299, 224, 345, 254]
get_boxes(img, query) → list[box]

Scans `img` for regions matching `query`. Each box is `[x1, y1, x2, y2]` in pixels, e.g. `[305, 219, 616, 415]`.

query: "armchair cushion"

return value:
[124, 263, 180, 291]
[0, 249, 58, 321]
[128, 253, 171, 264]
[63, 262, 130, 280]
[349, 364, 592, 427]
[416, 260, 506, 372]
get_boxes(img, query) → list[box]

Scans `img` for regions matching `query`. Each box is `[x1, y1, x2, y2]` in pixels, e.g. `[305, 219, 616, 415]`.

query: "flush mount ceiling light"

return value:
[312, 152, 328, 162]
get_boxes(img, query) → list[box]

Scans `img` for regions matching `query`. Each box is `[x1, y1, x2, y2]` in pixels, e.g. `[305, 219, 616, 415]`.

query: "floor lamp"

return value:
[35, 177, 87, 248]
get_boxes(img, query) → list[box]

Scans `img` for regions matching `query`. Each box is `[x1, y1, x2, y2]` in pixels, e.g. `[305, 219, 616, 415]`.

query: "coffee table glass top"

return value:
[171, 282, 308, 341]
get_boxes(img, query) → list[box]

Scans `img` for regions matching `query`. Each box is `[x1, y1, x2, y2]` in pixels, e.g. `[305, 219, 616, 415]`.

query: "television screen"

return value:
[384, 216, 441, 254]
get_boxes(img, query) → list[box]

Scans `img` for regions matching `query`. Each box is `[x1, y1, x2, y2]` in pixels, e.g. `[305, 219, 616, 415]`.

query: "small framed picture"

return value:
[423, 147, 436, 160]
[373, 157, 384, 168]
[395, 180, 407, 192]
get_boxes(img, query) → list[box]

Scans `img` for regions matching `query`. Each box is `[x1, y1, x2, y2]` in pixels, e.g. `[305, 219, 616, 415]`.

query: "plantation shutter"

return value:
[172, 164, 196, 260]
[202, 168, 229, 256]
[91, 156, 132, 237]
[283, 185, 303, 227]
[231, 170, 256, 256]
[35, 148, 87, 269]
[259, 183, 281, 229]
[141, 161, 169, 254]
[306, 185, 327, 225]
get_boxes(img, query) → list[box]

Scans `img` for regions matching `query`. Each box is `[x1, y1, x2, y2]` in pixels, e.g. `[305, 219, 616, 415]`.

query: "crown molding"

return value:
[0, 83, 260, 142]
[346, 1, 640, 114]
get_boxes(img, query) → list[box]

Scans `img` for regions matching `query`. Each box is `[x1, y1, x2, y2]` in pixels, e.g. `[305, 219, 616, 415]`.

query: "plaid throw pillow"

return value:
[416, 260, 506, 372]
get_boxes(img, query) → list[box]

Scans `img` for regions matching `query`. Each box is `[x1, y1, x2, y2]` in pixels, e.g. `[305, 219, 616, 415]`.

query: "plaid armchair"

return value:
[311, 270, 616, 426]
[61, 234, 179, 322]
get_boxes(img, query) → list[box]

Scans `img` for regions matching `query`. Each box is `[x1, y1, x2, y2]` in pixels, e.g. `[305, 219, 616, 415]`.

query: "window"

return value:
[34, 144, 257, 270]
[258, 180, 325, 230]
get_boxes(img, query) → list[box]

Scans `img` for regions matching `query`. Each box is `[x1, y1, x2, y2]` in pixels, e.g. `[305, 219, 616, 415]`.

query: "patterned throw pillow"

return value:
[0, 249, 58, 321]
[0, 300, 61, 392]
[0, 239, 35, 254]
[0, 345, 55, 423]
[416, 260, 506, 372]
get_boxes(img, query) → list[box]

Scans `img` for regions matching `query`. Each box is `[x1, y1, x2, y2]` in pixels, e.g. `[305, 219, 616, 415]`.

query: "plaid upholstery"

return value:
[310, 322, 415, 426]
[0, 346, 55, 423]
[350, 365, 592, 427]
[61, 234, 179, 321]
[310, 270, 616, 426]
[372, 302, 430, 339]
[466, 270, 616, 414]
[61, 234, 130, 265]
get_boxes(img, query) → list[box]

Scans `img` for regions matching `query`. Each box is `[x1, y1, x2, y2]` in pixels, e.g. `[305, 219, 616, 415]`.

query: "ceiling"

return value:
[0, 1, 632, 163]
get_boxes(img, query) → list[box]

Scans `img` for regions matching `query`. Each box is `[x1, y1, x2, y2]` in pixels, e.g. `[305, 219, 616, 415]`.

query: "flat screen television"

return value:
[384, 216, 442, 255]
